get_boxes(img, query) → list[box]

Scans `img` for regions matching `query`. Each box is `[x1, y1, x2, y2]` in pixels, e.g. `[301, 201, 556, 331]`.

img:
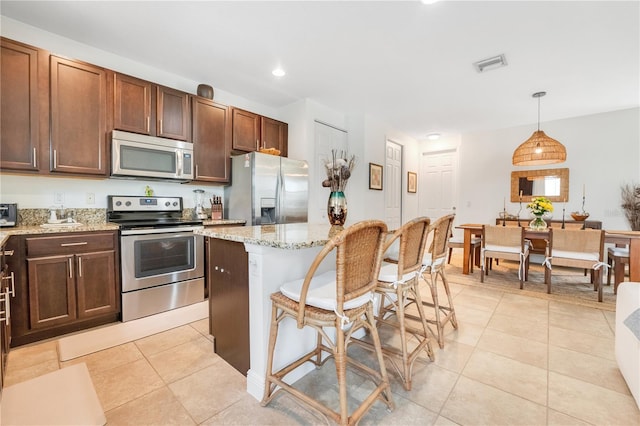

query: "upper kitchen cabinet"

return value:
[114, 73, 191, 141]
[0, 38, 47, 172]
[261, 116, 288, 157]
[192, 96, 231, 183]
[50, 55, 110, 176]
[231, 107, 288, 156]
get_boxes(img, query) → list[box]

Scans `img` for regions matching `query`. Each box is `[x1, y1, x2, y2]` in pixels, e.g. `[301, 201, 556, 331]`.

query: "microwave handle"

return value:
[176, 150, 183, 176]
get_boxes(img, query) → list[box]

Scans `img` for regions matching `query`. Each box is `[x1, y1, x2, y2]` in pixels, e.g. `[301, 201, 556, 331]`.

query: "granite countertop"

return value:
[196, 223, 337, 249]
[202, 219, 246, 226]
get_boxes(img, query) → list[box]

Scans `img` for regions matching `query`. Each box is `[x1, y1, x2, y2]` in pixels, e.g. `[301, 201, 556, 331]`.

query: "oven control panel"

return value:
[108, 196, 182, 212]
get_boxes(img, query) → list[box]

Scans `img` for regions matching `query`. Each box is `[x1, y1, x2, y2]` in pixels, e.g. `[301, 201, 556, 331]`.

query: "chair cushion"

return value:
[552, 250, 599, 262]
[378, 262, 419, 284]
[422, 252, 446, 268]
[608, 247, 630, 257]
[280, 270, 373, 311]
[449, 236, 481, 245]
[484, 244, 525, 254]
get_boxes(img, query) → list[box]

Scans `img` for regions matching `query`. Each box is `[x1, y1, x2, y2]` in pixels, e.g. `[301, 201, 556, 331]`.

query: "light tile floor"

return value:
[4, 278, 640, 425]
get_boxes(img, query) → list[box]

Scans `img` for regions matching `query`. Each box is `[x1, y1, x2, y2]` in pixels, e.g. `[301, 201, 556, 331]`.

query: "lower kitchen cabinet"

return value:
[207, 238, 249, 375]
[10, 231, 120, 347]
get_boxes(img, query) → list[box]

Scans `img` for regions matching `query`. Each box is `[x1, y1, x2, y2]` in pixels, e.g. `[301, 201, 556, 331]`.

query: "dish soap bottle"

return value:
[145, 185, 154, 196]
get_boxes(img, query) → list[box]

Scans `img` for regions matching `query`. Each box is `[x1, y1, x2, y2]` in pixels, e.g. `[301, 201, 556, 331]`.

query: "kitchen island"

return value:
[196, 223, 337, 400]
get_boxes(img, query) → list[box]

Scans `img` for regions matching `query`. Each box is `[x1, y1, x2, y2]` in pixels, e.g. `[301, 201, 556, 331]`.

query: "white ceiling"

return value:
[2, 1, 638, 141]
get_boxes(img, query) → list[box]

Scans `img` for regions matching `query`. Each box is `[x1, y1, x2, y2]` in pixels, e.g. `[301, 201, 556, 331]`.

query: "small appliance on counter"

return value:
[193, 189, 208, 220]
[0, 203, 17, 227]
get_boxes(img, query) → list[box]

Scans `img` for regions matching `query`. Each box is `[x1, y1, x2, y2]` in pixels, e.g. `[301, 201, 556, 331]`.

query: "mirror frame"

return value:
[510, 168, 569, 202]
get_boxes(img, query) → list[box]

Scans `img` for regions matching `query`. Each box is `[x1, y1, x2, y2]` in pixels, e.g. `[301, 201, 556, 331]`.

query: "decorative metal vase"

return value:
[327, 191, 347, 226]
[529, 213, 547, 231]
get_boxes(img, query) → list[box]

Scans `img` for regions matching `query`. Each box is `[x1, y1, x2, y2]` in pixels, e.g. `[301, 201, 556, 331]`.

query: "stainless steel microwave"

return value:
[111, 130, 194, 182]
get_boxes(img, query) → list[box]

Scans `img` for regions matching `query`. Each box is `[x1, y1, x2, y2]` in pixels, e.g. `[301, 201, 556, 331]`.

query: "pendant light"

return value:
[512, 91, 566, 166]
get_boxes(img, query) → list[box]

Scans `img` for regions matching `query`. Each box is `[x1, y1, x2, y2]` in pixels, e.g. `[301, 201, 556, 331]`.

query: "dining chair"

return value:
[261, 220, 394, 425]
[448, 232, 481, 273]
[354, 216, 434, 391]
[480, 225, 530, 289]
[417, 214, 457, 348]
[544, 228, 606, 301]
[607, 245, 630, 293]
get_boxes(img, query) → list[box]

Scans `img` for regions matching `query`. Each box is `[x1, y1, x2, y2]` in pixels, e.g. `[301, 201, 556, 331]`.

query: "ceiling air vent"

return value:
[473, 54, 507, 73]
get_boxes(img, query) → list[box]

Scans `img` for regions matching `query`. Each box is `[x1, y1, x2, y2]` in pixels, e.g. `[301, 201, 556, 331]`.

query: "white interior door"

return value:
[385, 140, 402, 230]
[419, 150, 457, 220]
[313, 121, 347, 223]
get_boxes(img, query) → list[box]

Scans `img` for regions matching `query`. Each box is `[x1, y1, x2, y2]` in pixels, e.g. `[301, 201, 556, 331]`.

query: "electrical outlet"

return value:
[86, 192, 95, 204]
[54, 192, 64, 204]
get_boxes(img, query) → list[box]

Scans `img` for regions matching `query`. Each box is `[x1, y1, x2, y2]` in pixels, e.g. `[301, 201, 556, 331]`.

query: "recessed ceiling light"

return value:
[272, 68, 286, 77]
[427, 133, 441, 140]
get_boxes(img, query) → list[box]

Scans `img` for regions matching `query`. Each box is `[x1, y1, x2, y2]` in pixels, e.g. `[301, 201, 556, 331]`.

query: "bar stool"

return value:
[415, 214, 458, 348]
[354, 216, 435, 391]
[261, 220, 393, 425]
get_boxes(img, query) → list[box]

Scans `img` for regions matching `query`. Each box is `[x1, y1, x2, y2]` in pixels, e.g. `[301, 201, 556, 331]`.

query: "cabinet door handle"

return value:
[3, 250, 14, 256]
[33, 147, 37, 168]
[146, 116, 150, 133]
[159, 119, 163, 135]
[78, 256, 82, 277]
[2, 272, 14, 297]
[68, 257, 73, 279]
[60, 242, 88, 247]
[53, 149, 57, 169]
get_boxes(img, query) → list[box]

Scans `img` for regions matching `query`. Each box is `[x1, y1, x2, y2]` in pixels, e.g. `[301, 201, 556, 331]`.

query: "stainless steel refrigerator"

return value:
[224, 152, 309, 225]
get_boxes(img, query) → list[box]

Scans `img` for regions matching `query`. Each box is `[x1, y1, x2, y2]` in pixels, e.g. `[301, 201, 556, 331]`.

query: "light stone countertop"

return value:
[196, 223, 337, 249]
[202, 219, 246, 226]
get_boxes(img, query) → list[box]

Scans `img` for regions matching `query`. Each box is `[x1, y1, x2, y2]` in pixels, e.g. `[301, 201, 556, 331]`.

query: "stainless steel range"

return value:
[107, 195, 204, 322]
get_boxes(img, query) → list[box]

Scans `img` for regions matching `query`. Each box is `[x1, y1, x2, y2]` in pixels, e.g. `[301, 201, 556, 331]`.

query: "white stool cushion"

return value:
[615, 282, 640, 410]
[281, 270, 372, 311]
[378, 262, 418, 284]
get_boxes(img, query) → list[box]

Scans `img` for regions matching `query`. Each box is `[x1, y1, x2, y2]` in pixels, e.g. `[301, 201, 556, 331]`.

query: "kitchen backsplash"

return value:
[19, 208, 207, 226]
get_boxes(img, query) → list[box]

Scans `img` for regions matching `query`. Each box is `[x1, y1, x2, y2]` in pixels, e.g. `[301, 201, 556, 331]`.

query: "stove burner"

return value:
[107, 195, 202, 229]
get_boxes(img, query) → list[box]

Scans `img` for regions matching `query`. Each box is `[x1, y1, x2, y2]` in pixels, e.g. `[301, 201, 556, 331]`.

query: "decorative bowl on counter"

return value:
[570, 212, 590, 221]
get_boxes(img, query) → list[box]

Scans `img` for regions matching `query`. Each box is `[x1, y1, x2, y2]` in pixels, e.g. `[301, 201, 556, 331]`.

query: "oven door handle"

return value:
[120, 225, 204, 236]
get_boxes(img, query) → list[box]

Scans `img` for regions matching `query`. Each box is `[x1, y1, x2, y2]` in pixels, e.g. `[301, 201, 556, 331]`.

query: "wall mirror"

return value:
[510, 168, 569, 202]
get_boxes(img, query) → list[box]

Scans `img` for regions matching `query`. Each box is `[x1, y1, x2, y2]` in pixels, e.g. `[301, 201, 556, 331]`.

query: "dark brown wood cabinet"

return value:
[0, 38, 47, 172]
[208, 237, 249, 375]
[50, 55, 110, 176]
[8, 232, 119, 346]
[192, 96, 231, 183]
[114, 72, 191, 141]
[114, 73, 152, 135]
[0, 240, 16, 394]
[261, 116, 288, 157]
[231, 107, 288, 156]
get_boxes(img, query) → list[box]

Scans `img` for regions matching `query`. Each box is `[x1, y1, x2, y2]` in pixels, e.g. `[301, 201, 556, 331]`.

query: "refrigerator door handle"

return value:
[276, 167, 283, 223]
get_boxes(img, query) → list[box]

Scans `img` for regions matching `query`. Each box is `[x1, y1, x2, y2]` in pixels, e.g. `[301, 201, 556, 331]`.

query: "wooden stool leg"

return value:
[261, 303, 280, 406]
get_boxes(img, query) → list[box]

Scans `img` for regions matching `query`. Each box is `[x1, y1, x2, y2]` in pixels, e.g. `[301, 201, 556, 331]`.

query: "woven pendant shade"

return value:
[512, 91, 566, 166]
[512, 130, 566, 166]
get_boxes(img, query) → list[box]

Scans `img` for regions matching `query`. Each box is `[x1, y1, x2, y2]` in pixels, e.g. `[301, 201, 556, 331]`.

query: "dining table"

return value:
[455, 223, 640, 282]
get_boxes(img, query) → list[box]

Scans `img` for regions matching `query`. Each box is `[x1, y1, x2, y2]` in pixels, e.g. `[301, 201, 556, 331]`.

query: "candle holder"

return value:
[517, 197, 522, 226]
[502, 207, 506, 226]
[561, 205, 565, 229]
[570, 196, 590, 229]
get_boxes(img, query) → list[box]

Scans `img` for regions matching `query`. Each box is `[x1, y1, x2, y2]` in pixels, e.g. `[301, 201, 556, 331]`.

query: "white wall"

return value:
[453, 107, 640, 230]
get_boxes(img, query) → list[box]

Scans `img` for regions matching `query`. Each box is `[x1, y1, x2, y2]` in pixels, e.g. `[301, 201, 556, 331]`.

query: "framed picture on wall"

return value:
[407, 171, 417, 193]
[369, 163, 383, 190]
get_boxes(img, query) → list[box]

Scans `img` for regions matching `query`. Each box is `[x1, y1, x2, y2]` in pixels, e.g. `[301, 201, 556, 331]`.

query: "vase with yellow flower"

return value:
[527, 196, 553, 230]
